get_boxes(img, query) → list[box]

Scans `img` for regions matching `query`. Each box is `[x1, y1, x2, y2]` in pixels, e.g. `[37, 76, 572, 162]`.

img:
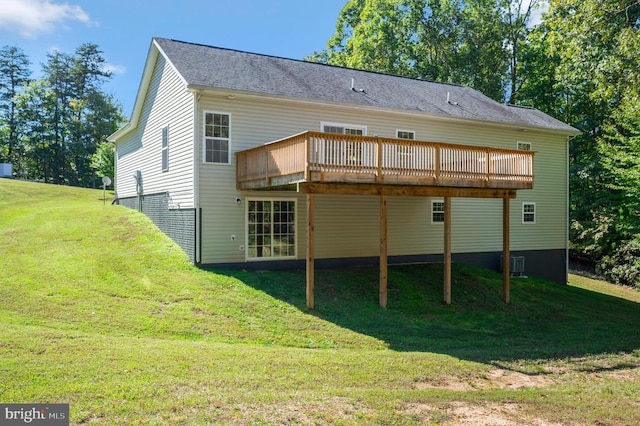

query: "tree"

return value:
[90, 141, 115, 182]
[16, 79, 58, 181]
[595, 97, 640, 286]
[409, 0, 468, 84]
[460, 0, 509, 101]
[14, 44, 124, 185]
[317, 0, 417, 76]
[312, 0, 543, 102]
[0, 46, 31, 165]
[42, 50, 75, 183]
[539, 0, 640, 272]
[68, 44, 114, 186]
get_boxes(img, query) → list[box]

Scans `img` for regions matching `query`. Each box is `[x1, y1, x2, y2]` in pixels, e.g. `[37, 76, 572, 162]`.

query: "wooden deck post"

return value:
[380, 194, 388, 308]
[503, 197, 510, 304]
[444, 196, 452, 304]
[306, 194, 315, 309]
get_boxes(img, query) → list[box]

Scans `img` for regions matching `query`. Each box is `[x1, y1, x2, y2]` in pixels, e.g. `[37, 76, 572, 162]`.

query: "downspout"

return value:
[566, 134, 576, 284]
[193, 89, 202, 264]
[113, 142, 118, 201]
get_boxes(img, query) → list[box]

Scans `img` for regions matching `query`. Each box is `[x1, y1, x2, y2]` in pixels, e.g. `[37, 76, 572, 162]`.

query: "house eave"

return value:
[108, 39, 166, 143]
[107, 122, 132, 142]
[187, 84, 580, 137]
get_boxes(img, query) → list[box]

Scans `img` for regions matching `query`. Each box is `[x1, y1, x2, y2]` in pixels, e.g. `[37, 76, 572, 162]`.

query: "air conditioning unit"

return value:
[501, 256, 526, 276]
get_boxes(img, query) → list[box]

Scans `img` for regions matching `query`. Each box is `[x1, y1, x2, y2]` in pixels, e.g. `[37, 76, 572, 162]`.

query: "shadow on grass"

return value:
[221, 263, 640, 363]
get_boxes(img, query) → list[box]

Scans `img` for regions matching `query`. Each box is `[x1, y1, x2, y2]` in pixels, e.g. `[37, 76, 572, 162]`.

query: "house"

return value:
[108, 38, 579, 308]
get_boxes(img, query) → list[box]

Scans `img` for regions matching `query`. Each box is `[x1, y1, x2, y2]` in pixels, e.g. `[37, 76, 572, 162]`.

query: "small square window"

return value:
[517, 142, 532, 151]
[432, 200, 445, 224]
[522, 202, 536, 224]
[396, 130, 415, 140]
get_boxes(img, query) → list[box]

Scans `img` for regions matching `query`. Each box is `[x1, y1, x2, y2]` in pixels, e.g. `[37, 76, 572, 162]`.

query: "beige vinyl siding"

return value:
[115, 55, 194, 207]
[197, 93, 567, 264]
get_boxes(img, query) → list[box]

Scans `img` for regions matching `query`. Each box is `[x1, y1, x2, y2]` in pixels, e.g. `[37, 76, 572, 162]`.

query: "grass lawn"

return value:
[1, 179, 639, 425]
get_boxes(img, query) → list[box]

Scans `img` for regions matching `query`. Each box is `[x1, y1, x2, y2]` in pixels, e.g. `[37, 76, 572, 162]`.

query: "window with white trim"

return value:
[247, 199, 296, 259]
[396, 130, 415, 140]
[321, 123, 366, 136]
[517, 141, 532, 151]
[321, 122, 367, 166]
[396, 129, 415, 155]
[204, 112, 230, 164]
[522, 202, 536, 224]
[161, 125, 169, 171]
[432, 200, 445, 224]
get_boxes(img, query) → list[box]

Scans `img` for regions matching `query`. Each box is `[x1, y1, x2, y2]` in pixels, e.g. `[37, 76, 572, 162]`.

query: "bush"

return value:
[596, 236, 640, 288]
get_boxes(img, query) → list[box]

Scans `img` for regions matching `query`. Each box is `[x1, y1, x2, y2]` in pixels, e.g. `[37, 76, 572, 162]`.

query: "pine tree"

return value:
[0, 46, 31, 166]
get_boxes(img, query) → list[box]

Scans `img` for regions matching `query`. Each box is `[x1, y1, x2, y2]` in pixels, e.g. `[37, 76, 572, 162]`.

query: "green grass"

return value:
[1, 179, 639, 425]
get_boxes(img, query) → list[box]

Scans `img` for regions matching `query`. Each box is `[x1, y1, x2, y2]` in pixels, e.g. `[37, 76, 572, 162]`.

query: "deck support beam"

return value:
[444, 196, 452, 304]
[297, 183, 518, 308]
[306, 194, 315, 309]
[380, 194, 388, 308]
[299, 183, 517, 199]
[503, 197, 510, 304]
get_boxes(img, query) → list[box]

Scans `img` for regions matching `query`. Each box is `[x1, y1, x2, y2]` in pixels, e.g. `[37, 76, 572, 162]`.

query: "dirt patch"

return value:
[413, 369, 554, 391]
[413, 379, 476, 391]
[403, 401, 563, 426]
[602, 368, 638, 381]
[229, 397, 373, 425]
[483, 369, 554, 389]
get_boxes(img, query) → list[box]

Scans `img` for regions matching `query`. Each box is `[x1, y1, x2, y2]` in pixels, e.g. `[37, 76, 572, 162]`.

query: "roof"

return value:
[110, 38, 580, 141]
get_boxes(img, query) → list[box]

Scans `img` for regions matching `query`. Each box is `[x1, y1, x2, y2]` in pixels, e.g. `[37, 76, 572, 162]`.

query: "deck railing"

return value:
[236, 131, 534, 190]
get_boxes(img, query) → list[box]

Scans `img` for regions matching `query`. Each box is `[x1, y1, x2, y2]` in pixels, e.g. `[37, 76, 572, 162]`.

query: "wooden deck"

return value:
[236, 131, 533, 309]
[236, 131, 534, 191]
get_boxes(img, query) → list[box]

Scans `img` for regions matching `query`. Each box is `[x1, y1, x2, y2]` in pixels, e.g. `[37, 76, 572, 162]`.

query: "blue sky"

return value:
[0, 0, 348, 117]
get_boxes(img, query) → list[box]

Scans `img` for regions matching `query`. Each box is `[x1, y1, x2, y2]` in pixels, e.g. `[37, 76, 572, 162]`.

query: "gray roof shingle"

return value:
[154, 37, 578, 133]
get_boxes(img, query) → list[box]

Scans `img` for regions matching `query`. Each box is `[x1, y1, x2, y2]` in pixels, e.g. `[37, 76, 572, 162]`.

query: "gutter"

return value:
[186, 85, 581, 137]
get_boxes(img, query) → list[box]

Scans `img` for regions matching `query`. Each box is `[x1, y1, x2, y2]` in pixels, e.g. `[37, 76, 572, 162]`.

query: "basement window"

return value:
[522, 202, 536, 224]
[247, 199, 296, 260]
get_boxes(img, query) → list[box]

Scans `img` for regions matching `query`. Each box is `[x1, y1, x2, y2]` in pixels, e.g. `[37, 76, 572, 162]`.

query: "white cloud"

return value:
[0, 0, 91, 38]
[103, 63, 126, 75]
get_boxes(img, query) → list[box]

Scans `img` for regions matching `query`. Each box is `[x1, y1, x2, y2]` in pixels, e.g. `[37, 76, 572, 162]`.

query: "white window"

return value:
[321, 122, 367, 166]
[247, 199, 296, 260]
[161, 126, 169, 171]
[396, 129, 415, 156]
[204, 112, 230, 164]
[432, 200, 445, 224]
[517, 141, 532, 151]
[522, 202, 536, 224]
[321, 122, 366, 136]
[396, 130, 415, 140]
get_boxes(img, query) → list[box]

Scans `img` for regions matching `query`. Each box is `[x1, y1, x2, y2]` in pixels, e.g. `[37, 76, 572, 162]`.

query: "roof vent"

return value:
[446, 91, 459, 106]
[351, 78, 365, 93]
